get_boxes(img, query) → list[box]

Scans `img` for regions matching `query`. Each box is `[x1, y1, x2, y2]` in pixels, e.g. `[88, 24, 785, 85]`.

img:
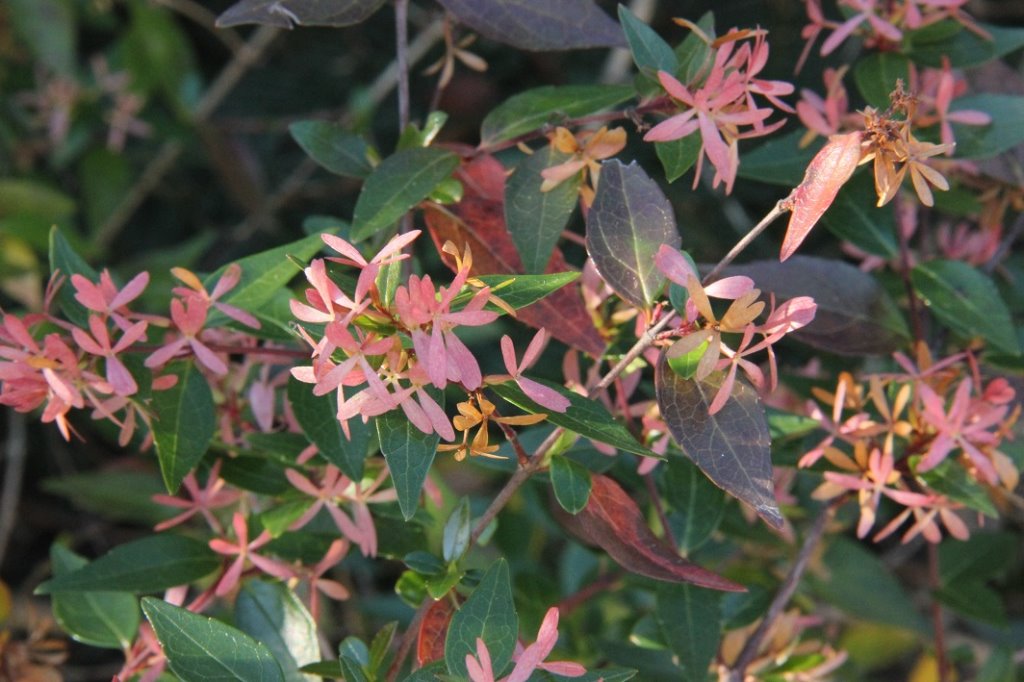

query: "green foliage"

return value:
[505, 146, 580, 274]
[444, 558, 518, 678]
[151, 362, 216, 492]
[377, 402, 441, 520]
[480, 85, 635, 146]
[50, 545, 140, 650]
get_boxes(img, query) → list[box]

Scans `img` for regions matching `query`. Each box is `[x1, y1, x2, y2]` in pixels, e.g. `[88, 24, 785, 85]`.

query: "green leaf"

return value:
[911, 260, 1020, 355]
[151, 363, 216, 492]
[505, 146, 580, 274]
[205, 232, 325, 328]
[977, 647, 1015, 682]
[655, 135, 702, 183]
[904, 20, 1024, 69]
[854, 53, 910, 110]
[665, 336, 709, 380]
[217, 0, 387, 28]
[663, 457, 726, 554]
[463, 272, 580, 311]
[289, 121, 372, 178]
[49, 226, 97, 328]
[445, 558, 518, 679]
[586, 160, 680, 309]
[368, 622, 398, 675]
[142, 597, 286, 681]
[80, 149, 133, 235]
[490, 381, 653, 457]
[550, 455, 593, 514]
[481, 85, 635, 146]
[350, 148, 459, 242]
[236, 581, 319, 682]
[916, 458, 997, 518]
[41, 470, 173, 525]
[377, 402, 441, 520]
[50, 545, 140, 650]
[655, 358, 782, 529]
[618, 4, 677, 75]
[38, 535, 219, 594]
[1, 180, 76, 222]
[7, 0, 75, 75]
[814, 538, 927, 632]
[675, 12, 715, 84]
[287, 376, 370, 481]
[939, 531, 1017, 585]
[656, 583, 721, 682]
[820, 172, 898, 259]
[935, 579, 1007, 627]
[124, 1, 196, 112]
[737, 130, 821, 187]
[724, 256, 910, 356]
[442, 497, 472, 563]
[220, 455, 292, 495]
[949, 94, 1024, 160]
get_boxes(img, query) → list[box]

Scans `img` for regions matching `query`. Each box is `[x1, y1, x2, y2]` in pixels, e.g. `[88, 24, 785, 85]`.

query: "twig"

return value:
[702, 201, 788, 284]
[153, 0, 244, 52]
[0, 411, 27, 569]
[394, 0, 411, 131]
[726, 499, 840, 680]
[95, 25, 280, 250]
[556, 570, 624, 614]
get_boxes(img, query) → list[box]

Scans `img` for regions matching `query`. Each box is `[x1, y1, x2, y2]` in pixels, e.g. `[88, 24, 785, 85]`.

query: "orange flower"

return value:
[540, 126, 626, 206]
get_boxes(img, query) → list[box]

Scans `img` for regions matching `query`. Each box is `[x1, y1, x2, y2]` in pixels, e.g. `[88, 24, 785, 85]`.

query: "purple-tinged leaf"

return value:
[216, 0, 386, 28]
[721, 256, 909, 356]
[655, 356, 782, 530]
[587, 160, 680, 309]
[436, 0, 625, 51]
[555, 475, 746, 591]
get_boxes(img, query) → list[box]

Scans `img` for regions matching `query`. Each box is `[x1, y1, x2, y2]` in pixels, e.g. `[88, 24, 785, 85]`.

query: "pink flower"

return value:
[208, 512, 293, 596]
[171, 264, 261, 329]
[145, 297, 227, 374]
[917, 378, 1005, 484]
[820, 0, 902, 56]
[71, 269, 149, 329]
[152, 459, 240, 533]
[298, 539, 351, 621]
[499, 330, 570, 413]
[71, 315, 148, 396]
[322, 229, 420, 306]
[466, 607, 586, 682]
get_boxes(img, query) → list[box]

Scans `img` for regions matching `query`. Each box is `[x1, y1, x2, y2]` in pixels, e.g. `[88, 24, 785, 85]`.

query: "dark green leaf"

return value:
[939, 531, 1017, 585]
[814, 538, 927, 632]
[80, 149, 132, 235]
[151, 363, 216, 493]
[656, 584, 721, 682]
[618, 4, 677, 75]
[404, 550, 446, 576]
[41, 470, 173, 525]
[490, 381, 653, 457]
[724, 256, 910, 355]
[904, 20, 1024, 69]
[206, 232, 324, 328]
[675, 12, 715, 84]
[220, 456, 292, 495]
[655, 357, 782, 529]
[656, 135, 702, 183]
[916, 458, 997, 518]
[442, 497, 472, 563]
[49, 226, 96, 328]
[550, 455, 593, 514]
[50, 545, 140, 650]
[236, 581, 319, 682]
[368, 622, 398, 674]
[289, 121, 372, 178]
[587, 160, 680, 308]
[7, 0, 75, 75]
[435, 0, 625, 51]
[505, 147, 580, 274]
[855, 53, 910, 109]
[288, 375, 370, 481]
[377, 403, 441, 520]
[481, 85, 635, 146]
[217, 0, 387, 27]
[737, 130, 821, 187]
[949, 94, 1024, 160]
[2, 180, 75, 222]
[663, 457, 726, 554]
[445, 558, 518, 678]
[350, 148, 459, 242]
[912, 259, 1019, 354]
[820, 172, 898, 258]
[124, 2, 195, 111]
[142, 597, 286, 681]
[935, 580, 1007, 627]
[467, 272, 580, 311]
[977, 647, 1015, 682]
[534, 669, 637, 682]
[38, 535, 219, 594]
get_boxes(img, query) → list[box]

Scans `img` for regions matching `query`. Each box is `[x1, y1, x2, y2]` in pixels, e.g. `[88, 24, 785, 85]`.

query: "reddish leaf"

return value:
[423, 154, 606, 356]
[416, 596, 459, 668]
[555, 474, 746, 592]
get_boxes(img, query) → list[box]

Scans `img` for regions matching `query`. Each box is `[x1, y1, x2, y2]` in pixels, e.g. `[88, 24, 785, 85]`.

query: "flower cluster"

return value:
[806, 350, 1018, 543]
[644, 26, 794, 193]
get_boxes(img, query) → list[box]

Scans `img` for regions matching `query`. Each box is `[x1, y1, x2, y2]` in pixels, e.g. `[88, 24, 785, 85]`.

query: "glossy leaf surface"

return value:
[350, 147, 459, 242]
[151, 363, 216, 492]
[556, 474, 745, 591]
[437, 0, 624, 51]
[142, 597, 286, 681]
[854, 53, 910, 109]
[655, 357, 782, 529]
[236, 581, 319, 682]
[587, 160, 680, 309]
[656, 583, 722, 682]
[481, 85, 634, 146]
[618, 3, 677, 75]
[377, 405, 441, 520]
[289, 121, 372, 178]
[50, 545, 140, 650]
[49, 226, 97, 328]
[39, 535, 219, 594]
[550, 455, 593, 514]
[217, 0, 386, 27]
[505, 146, 579, 274]
[444, 558, 517, 678]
